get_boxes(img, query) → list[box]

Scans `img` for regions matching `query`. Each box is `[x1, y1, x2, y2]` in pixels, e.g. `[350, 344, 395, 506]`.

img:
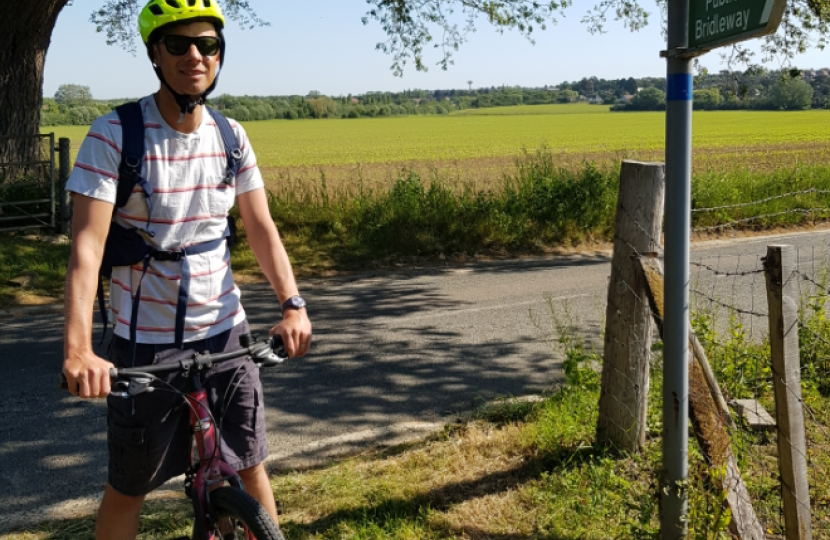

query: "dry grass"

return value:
[260, 141, 830, 200]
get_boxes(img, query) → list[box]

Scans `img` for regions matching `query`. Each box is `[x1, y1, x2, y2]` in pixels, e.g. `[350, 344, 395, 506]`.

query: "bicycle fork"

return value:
[186, 374, 248, 539]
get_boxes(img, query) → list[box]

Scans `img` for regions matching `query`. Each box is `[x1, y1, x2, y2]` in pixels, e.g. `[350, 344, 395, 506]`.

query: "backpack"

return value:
[97, 101, 242, 362]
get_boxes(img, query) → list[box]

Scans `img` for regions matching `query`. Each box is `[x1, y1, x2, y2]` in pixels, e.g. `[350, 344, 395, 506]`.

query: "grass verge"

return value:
[6, 150, 830, 307]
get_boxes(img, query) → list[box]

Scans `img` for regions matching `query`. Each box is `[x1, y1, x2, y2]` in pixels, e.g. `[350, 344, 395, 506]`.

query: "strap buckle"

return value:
[153, 249, 183, 262]
[124, 156, 141, 171]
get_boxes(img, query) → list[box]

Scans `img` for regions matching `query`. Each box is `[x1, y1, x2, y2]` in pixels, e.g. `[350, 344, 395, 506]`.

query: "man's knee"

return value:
[100, 483, 146, 512]
[237, 462, 266, 482]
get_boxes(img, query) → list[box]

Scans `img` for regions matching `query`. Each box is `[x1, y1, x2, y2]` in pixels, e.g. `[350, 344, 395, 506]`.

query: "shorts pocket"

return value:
[108, 418, 150, 477]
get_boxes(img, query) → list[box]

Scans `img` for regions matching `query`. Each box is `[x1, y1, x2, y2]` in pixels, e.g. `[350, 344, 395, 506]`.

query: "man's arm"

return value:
[237, 187, 312, 357]
[63, 194, 115, 398]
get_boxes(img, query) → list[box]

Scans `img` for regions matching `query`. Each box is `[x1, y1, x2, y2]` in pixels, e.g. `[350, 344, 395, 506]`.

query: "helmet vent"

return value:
[187, 0, 196, 5]
[204, 0, 211, 7]
[164, 0, 181, 8]
[148, 3, 164, 15]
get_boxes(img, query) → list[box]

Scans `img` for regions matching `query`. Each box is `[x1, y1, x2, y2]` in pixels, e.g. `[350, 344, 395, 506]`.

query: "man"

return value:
[62, 1, 312, 538]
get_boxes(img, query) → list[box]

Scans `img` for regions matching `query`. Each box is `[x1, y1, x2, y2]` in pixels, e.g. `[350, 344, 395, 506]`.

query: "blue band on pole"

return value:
[667, 74, 693, 101]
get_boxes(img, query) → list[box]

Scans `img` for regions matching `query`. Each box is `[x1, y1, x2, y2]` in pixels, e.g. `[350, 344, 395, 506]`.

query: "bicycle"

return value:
[62, 332, 288, 540]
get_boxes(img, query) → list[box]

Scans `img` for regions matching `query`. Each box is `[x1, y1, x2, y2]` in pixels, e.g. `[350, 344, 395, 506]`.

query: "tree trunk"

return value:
[0, 0, 69, 165]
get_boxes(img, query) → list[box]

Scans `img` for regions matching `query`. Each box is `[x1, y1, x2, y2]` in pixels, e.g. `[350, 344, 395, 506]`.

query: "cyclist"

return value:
[62, 1, 311, 538]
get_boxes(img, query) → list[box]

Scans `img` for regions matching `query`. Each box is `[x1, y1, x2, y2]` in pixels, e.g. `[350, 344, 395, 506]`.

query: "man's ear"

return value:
[151, 43, 161, 66]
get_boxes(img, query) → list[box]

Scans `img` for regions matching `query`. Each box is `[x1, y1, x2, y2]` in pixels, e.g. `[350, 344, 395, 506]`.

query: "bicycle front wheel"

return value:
[199, 486, 284, 540]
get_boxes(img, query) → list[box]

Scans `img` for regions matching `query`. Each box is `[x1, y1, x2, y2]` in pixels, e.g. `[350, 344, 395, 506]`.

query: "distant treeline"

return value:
[608, 69, 830, 112]
[41, 69, 830, 126]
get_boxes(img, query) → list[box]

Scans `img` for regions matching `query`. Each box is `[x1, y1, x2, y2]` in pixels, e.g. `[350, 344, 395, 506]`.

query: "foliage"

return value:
[54, 84, 93, 106]
[362, 0, 829, 76]
[612, 87, 666, 111]
[693, 88, 724, 110]
[43, 69, 830, 128]
[767, 77, 815, 110]
[89, 0, 268, 54]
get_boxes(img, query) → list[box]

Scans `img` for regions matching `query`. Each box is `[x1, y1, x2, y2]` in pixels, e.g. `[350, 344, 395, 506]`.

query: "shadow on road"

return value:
[0, 253, 613, 530]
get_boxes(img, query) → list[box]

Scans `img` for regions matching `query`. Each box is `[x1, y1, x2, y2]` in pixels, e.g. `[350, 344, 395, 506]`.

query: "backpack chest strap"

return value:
[127, 231, 230, 358]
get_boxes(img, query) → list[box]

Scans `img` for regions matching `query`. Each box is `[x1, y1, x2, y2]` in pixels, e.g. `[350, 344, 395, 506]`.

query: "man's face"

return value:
[153, 21, 220, 97]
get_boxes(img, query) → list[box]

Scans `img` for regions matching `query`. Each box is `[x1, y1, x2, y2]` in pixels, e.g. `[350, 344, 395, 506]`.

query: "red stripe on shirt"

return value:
[145, 152, 227, 162]
[87, 132, 122, 153]
[117, 210, 224, 225]
[132, 184, 231, 194]
[108, 120, 163, 129]
[117, 307, 242, 333]
[75, 162, 119, 180]
[112, 278, 236, 307]
[238, 163, 258, 175]
[128, 258, 231, 280]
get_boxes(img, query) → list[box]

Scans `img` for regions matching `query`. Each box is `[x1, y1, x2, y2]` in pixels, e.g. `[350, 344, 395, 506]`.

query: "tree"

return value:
[54, 84, 93, 106]
[613, 87, 666, 111]
[767, 77, 814, 110]
[692, 88, 724, 110]
[0, 0, 266, 162]
[2, 0, 829, 155]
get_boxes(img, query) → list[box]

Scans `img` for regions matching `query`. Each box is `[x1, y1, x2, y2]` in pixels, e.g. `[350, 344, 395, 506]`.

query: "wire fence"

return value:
[688, 197, 829, 538]
[591, 182, 830, 538]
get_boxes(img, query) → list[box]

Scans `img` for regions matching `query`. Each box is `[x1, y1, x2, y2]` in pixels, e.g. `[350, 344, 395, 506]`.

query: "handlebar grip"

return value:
[59, 368, 119, 391]
[270, 335, 286, 357]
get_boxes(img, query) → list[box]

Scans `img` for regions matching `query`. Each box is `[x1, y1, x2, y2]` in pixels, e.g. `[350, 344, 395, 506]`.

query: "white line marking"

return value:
[392, 293, 593, 322]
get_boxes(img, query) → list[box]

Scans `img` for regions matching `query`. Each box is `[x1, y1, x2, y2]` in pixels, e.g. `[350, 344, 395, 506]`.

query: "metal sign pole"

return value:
[662, 0, 693, 537]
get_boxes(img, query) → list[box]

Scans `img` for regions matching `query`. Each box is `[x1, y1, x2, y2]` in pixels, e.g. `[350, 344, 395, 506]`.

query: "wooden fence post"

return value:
[597, 160, 665, 452]
[57, 137, 71, 236]
[764, 245, 812, 540]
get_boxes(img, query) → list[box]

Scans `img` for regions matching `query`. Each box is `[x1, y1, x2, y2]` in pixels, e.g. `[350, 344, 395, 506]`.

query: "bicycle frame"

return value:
[62, 334, 284, 539]
[185, 371, 252, 539]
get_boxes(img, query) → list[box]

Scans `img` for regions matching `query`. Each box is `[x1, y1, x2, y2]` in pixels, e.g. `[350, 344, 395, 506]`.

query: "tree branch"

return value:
[89, 0, 269, 55]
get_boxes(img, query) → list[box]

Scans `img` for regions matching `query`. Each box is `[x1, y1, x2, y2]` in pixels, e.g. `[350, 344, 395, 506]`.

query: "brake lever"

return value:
[250, 337, 288, 367]
[111, 377, 155, 398]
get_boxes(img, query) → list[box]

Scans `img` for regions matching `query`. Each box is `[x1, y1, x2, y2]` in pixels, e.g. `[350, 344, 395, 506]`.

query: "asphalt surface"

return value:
[2, 228, 829, 531]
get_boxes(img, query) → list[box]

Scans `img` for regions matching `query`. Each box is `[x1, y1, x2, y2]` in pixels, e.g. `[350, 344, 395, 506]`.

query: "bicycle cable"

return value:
[218, 361, 254, 436]
[124, 371, 224, 461]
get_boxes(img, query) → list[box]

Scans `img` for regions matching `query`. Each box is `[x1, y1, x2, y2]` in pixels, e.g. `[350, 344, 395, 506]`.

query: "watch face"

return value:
[284, 296, 306, 310]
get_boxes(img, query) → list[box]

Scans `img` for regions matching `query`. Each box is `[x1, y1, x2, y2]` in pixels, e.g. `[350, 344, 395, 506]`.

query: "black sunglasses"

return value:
[157, 35, 221, 57]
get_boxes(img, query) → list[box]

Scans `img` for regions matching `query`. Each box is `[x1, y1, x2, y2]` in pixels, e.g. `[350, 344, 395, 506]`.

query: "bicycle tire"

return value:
[192, 486, 284, 540]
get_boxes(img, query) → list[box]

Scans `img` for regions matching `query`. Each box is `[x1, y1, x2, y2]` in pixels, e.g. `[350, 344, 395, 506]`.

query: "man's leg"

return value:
[238, 463, 279, 525]
[96, 484, 145, 540]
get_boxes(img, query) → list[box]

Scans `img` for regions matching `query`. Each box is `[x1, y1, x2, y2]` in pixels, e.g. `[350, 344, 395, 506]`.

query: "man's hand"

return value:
[63, 351, 114, 398]
[270, 309, 312, 358]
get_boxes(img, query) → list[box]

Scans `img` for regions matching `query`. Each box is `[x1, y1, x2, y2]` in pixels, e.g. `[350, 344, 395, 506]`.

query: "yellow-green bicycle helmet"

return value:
[139, 0, 226, 44]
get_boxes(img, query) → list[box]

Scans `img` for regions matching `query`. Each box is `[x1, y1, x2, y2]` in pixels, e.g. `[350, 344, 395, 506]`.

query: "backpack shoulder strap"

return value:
[207, 107, 242, 185]
[114, 101, 145, 208]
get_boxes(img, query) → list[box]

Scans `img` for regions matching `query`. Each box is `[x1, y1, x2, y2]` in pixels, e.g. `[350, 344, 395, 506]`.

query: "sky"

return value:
[43, 1, 830, 100]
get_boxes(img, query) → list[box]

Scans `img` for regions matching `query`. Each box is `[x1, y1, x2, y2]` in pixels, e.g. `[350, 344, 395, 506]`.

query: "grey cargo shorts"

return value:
[106, 320, 268, 497]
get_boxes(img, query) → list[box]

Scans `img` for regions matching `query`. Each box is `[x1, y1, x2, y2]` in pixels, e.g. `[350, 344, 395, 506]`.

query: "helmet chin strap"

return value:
[152, 40, 224, 124]
[155, 68, 204, 124]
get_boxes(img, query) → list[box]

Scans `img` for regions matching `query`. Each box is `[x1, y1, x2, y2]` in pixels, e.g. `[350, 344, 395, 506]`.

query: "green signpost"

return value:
[688, 0, 786, 53]
[660, 0, 787, 538]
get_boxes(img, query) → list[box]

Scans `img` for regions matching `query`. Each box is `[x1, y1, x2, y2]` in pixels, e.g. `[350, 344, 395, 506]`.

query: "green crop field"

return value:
[45, 105, 830, 173]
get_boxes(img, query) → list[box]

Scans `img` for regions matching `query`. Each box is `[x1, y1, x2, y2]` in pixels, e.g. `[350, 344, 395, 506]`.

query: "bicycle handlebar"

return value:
[60, 335, 287, 391]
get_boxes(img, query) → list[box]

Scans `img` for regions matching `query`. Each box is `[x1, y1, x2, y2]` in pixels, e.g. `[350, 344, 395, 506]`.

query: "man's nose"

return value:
[184, 43, 202, 61]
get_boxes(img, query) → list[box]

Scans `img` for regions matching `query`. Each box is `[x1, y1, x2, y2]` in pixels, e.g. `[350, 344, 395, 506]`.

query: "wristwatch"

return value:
[281, 295, 307, 312]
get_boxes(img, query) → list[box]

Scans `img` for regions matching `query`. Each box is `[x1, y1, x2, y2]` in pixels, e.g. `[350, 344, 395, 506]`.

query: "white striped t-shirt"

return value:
[66, 96, 264, 344]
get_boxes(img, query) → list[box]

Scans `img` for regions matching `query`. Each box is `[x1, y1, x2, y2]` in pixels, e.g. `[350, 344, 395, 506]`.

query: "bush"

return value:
[767, 78, 813, 110]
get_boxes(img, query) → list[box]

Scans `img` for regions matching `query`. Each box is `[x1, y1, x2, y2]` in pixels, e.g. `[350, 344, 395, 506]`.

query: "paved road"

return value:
[2, 228, 829, 530]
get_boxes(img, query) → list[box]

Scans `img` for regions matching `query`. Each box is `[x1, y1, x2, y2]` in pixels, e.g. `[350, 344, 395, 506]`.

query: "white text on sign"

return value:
[695, 9, 750, 40]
